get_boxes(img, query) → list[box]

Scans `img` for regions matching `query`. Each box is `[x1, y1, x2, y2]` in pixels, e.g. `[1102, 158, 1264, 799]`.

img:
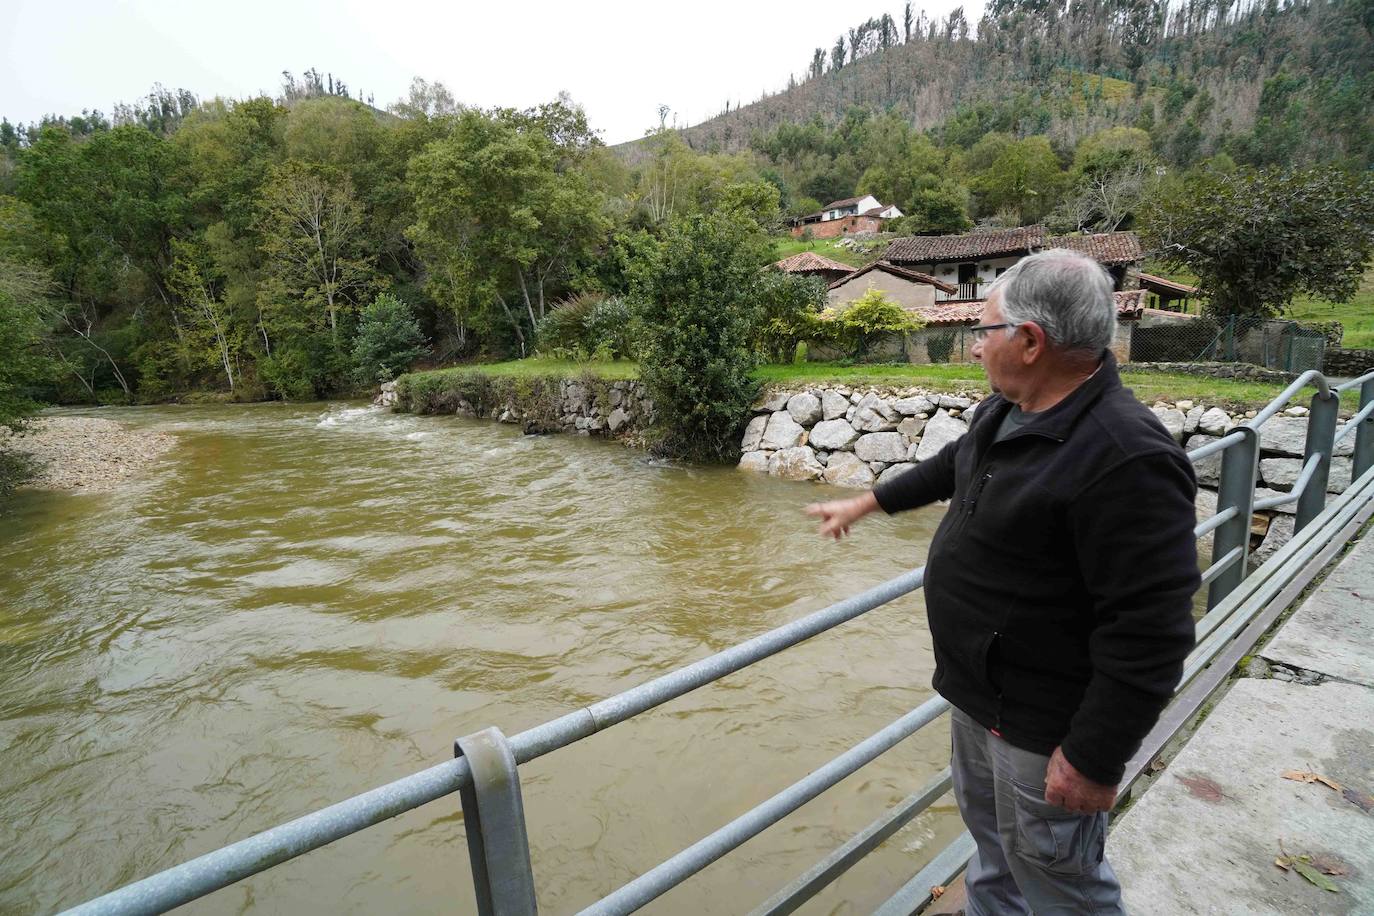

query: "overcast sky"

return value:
[3, 0, 979, 145]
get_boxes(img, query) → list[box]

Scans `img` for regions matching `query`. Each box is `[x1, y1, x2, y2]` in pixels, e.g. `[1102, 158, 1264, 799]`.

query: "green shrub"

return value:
[535, 293, 637, 361]
[632, 212, 772, 461]
[352, 292, 429, 384]
[753, 270, 828, 362]
[817, 288, 925, 359]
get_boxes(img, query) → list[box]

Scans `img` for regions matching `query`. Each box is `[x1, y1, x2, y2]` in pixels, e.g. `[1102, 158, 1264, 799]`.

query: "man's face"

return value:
[971, 291, 1021, 397]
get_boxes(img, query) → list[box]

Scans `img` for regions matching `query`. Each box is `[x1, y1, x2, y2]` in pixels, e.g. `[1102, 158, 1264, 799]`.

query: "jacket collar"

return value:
[984, 349, 1121, 445]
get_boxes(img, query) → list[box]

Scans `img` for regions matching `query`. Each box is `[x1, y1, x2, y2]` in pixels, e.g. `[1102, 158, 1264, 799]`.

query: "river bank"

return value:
[1, 416, 177, 492]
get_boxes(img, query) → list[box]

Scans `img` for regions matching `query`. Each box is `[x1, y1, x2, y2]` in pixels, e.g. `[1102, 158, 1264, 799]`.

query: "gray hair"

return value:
[987, 248, 1115, 354]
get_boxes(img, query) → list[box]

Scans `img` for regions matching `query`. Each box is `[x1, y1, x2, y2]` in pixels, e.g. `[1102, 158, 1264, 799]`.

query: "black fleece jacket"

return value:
[874, 352, 1199, 785]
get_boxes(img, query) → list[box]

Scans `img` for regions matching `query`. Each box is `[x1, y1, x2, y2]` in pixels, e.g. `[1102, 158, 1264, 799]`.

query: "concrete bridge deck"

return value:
[927, 527, 1374, 916]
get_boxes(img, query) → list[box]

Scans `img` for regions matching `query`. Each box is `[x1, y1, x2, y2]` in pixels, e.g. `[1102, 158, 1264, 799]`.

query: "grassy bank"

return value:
[400, 358, 1359, 411]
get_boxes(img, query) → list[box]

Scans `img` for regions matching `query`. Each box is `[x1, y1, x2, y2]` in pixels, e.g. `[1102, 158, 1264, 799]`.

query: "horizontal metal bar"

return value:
[1334, 399, 1374, 447]
[1193, 506, 1238, 539]
[1333, 369, 1374, 392]
[1247, 370, 1332, 429]
[1199, 547, 1243, 587]
[511, 568, 926, 764]
[1186, 430, 1244, 463]
[750, 769, 954, 916]
[871, 831, 977, 916]
[63, 758, 473, 916]
[579, 696, 952, 916]
[1253, 453, 1320, 510]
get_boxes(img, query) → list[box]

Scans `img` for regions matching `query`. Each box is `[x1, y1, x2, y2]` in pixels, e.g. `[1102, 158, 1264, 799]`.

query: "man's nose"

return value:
[971, 339, 983, 360]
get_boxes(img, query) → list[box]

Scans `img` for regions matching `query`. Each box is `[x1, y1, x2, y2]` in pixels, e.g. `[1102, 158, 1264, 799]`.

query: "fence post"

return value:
[455, 728, 538, 916]
[1295, 391, 1340, 532]
[1357, 377, 1374, 481]
[1208, 426, 1260, 611]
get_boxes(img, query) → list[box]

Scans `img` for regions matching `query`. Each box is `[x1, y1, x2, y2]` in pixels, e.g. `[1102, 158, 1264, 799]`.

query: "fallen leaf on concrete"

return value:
[1149, 758, 1167, 774]
[1282, 770, 1343, 791]
[1342, 785, 1374, 814]
[929, 885, 945, 899]
[1178, 774, 1226, 802]
[1292, 860, 1339, 893]
[1276, 844, 1342, 893]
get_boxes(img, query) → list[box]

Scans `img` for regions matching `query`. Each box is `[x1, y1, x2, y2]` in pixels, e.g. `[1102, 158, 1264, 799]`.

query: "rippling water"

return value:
[0, 402, 961, 914]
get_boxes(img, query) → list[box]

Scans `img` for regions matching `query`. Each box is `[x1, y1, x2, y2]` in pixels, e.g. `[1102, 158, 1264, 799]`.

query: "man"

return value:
[806, 249, 1199, 915]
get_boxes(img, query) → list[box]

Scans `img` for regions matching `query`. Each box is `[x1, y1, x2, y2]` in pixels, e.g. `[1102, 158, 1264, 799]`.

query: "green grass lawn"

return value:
[430, 358, 641, 380]
[436, 358, 1359, 411]
[770, 235, 877, 267]
[1286, 269, 1374, 349]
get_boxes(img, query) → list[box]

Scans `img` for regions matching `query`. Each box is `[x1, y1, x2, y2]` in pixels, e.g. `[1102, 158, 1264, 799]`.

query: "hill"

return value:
[618, 0, 1374, 171]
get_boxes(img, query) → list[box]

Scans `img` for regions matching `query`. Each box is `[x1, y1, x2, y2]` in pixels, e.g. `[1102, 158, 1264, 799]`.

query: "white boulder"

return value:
[854, 432, 908, 463]
[809, 418, 860, 451]
[914, 409, 969, 462]
[822, 452, 875, 489]
[768, 446, 824, 481]
[786, 392, 823, 426]
[740, 414, 768, 452]
[761, 411, 805, 450]
[821, 390, 850, 420]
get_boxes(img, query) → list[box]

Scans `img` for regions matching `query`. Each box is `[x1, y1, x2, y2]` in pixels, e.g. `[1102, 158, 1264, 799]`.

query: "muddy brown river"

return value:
[0, 403, 964, 914]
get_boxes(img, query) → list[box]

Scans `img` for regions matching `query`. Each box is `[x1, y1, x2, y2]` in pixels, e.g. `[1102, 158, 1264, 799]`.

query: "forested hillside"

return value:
[647, 0, 1373, 172]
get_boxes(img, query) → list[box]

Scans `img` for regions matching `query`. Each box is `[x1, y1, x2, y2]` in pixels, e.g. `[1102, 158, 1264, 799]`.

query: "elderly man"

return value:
[807, 249, 1199, 915]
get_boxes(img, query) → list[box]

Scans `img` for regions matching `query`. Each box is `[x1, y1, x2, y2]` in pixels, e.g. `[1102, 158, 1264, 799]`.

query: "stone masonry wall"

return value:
[1324, 348, 1374, 377]
[382, 377, 654, 439]
[739, 385, 1362, 563]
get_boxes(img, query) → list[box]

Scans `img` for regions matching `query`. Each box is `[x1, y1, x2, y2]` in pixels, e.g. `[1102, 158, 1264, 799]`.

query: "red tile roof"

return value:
[911, 288, 1146, 326]
[828, 261, 958, 294]
[1048, 231, 1144, 266]
[885, 226, 1046, 263]
[886, 227, 1145, 267]
[821, 195, 868, 209]
[772, 252, 856, 275]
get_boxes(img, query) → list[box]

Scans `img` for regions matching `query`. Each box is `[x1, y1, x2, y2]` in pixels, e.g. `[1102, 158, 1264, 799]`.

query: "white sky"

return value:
[2, 0, 980, 145]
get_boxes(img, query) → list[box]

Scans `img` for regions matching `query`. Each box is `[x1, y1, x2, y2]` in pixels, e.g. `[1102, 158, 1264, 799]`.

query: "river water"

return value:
[0, 403, 962, 915]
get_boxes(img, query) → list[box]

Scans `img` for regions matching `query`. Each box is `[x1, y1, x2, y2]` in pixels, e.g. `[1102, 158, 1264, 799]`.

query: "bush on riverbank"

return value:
[631, 212, 773, 462]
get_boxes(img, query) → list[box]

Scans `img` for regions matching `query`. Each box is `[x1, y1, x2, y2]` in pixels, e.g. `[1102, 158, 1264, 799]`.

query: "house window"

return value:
[995, 267, 1007, 277]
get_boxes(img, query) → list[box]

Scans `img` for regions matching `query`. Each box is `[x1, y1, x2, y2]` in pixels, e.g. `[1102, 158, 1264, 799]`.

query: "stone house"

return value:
[789, 194, 904, 239]
[826, 262, 957, 312]
[883, 226, 1144, 300]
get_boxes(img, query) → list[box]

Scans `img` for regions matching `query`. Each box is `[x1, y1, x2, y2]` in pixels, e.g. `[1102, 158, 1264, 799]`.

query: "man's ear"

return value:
[1019, 322, 1048, 365]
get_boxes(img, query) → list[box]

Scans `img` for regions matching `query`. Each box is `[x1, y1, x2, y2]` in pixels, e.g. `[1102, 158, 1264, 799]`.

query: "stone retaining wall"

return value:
[1323, 348, 1374, 377]
[739, 385, 1360, 562]
[384, 376, 654, 438]
[1125, 361, 1297, 382]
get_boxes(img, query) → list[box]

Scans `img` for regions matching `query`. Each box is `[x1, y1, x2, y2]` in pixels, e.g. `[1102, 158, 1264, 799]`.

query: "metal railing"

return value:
[64, 370, 1374, 916]
[934, 282, 982, 302]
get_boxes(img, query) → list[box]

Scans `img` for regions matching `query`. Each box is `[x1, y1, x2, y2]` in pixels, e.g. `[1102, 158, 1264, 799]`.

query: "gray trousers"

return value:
[950, 707, 1125, 915]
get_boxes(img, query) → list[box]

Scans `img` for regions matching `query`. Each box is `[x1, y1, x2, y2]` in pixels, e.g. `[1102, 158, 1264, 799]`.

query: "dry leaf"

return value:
[1274, 856, 1292, 871]
[1281, 770, 1343, 791]
[929, 885, 946, 900]
[1178, 774, 1226, 802]
[1149, 758, 1167, 773]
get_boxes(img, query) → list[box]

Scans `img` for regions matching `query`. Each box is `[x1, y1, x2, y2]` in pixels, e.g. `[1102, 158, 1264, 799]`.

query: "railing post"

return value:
[455, 728, 538, 916]
[1356, 377, 1374, 481]
[1296, 391, 1340, 532]
[1208, 426, 1260, 611]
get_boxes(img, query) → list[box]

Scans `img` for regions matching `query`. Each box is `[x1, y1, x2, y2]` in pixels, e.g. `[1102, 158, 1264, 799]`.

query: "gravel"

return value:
[2, 417, 177, 492]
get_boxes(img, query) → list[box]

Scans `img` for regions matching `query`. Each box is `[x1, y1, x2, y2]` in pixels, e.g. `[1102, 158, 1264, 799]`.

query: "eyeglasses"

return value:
[969, 322, 1019, 343]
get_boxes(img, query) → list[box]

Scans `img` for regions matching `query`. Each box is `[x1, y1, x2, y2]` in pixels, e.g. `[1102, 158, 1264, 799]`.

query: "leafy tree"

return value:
[352, 292, 428, 383]
[165, 238, 242, 390]
[407, 104, 609, 356]
[631, 212, 772, 461]
[257, 162, 378, 342]
[1146, 166, 1374, 318]
[822, 288, 924, 358]
[969, 134, 1065, 224]
[753, 270, 828, 362]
